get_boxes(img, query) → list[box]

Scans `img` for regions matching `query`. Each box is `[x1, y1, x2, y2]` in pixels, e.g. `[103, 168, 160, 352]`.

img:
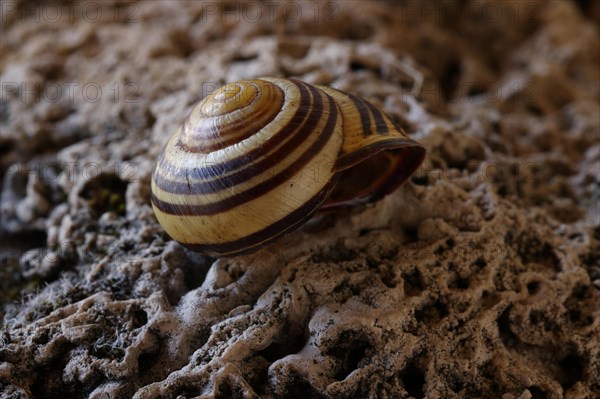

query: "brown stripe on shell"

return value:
[155, 82, 320, 192]
[183, 102, 280, 152]
[364, 100, 389, 134]
[154, 79, 323, 195]
[151, 92, 339, 215]
[185, 86, 278, 140]
[162, 80, 311, 181]
[186, 81, 261, 133]
[179, 81, 285, 153]
[180, 177, 338, 256]
[347, 93, 372, 137]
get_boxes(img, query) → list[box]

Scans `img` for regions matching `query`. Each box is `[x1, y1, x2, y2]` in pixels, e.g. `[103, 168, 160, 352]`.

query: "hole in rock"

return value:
[182, 249, 213, 290]
[440, 60, 462, 100]
[31, 350, 76, 399]
[350, 61, 370, 72]
[138, 348, 161, 376]
[1, 230, 47, 252]
[565, 283, 596, 327]
[529, 385, 547, 399]
[282, 369, 322, 399]
[215, 378, 234, 399]
[526, 104, 544, 116]
[401, 356, 426, 399]
[517, 235, 561, 272]
[403, 268, 424, 296]
[130, 307, 148, 329]
[0, 138, 13, 157]
[497, 307, 519, 349]
[231, 53, 258, 63]
[245, 357, 271, 396]
[558, 353, 584, 389]
[451, 276, 469, 290]
[414, 300, 448, 324]
[411, 174, 429, 186]
[335, 343, 368, 381]
[467, 86, 487, 97]
[529, 310, 545, 325]
[579, 251, 599, 272]
[575, 0, 593, 13]
[327, 330, 372, 381]
[258, 329, 307, 363]
[526, 281, 540, 295]
[80, 173, 128, 217]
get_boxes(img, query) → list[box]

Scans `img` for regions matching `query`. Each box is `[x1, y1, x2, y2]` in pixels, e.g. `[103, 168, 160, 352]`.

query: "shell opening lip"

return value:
[324, 143, 426, 209]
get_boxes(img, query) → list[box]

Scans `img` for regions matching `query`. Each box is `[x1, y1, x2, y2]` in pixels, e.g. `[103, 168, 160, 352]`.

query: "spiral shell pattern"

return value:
[151, 77, 425, 256]
[151, 78, 343, 256]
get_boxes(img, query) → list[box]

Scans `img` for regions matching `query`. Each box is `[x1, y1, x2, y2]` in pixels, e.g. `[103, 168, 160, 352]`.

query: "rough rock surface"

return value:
[1, 1, 599, 398]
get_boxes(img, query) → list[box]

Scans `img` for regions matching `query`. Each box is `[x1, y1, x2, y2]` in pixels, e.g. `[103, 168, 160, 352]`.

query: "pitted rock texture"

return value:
[1, 1, 599, 398]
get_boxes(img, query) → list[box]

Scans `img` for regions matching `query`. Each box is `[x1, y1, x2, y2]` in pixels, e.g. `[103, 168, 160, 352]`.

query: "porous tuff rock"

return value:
[1, 1, 599, 398]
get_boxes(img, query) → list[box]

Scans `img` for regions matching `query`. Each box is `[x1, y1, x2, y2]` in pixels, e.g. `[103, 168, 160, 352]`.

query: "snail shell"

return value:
[151, 77, 425, 257]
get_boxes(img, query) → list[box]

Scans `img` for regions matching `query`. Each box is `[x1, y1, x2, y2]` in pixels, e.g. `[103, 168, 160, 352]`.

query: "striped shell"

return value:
[151, 77, 425, 257]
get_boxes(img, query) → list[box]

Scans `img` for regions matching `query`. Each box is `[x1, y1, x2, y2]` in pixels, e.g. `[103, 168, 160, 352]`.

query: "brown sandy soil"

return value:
[1, 1, 599, 398]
